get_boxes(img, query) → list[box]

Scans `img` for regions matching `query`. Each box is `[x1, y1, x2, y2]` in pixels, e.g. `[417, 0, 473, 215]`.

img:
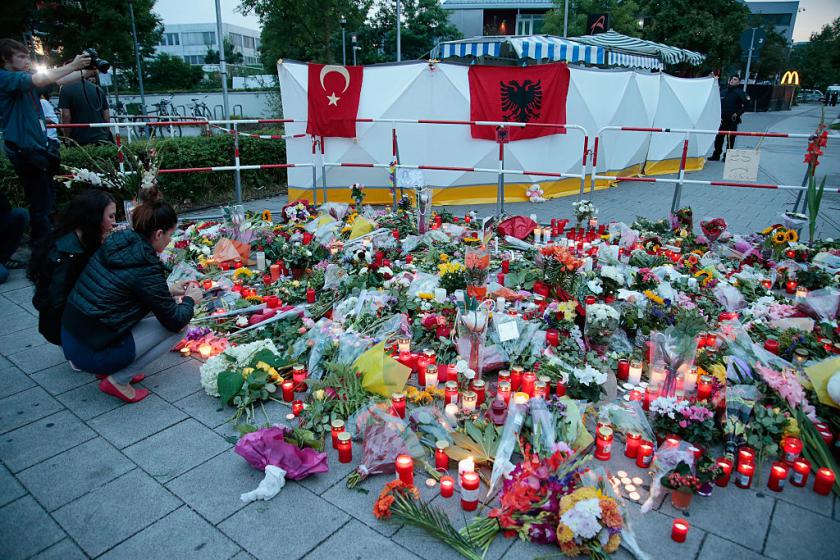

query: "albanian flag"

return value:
[468, 63, 570, 141]
[307, 63, 363, 138]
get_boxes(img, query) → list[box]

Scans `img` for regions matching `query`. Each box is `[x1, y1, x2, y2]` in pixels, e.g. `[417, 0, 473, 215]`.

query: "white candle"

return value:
[628, 360, 643, 385]
[496, 297, 506, 312]
[683, 367, 698, 395]
[425, 366, 439, 388]
[255, 251, 266, 272]
[649, 365, 667, 387]
[458, 457, 475, 476]
[795, 286, 808, 299]
[444, 403, 459, 423]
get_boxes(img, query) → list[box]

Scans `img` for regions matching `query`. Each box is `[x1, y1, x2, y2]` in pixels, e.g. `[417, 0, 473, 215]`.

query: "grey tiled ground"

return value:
[2, 104, 840, 558]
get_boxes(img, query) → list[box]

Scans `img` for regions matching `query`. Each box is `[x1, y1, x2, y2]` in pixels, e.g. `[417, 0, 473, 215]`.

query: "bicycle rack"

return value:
[233, 105, 244, 117]
[176, 105, 187, 116]
[213, 105, 224, 120]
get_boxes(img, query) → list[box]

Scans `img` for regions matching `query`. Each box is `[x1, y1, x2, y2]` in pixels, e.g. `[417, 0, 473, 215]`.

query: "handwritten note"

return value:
[723, 149, 760, 182]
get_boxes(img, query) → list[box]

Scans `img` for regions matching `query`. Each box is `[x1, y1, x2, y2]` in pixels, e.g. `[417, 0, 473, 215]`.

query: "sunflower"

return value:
[772, 230, 788, 245]
[261, 209, 272, 222]
[694, 269, 713, 286]
[786, 229, 798, 243]
[233, 267, 255, 280]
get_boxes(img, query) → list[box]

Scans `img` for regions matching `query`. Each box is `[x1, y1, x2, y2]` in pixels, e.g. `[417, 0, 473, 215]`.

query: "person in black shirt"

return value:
[58, 74, 112, 145]
[709, 76, 748, 161]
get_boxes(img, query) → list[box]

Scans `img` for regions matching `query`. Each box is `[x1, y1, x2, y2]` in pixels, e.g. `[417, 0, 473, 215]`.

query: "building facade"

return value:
[154, 23, 261, 66]
[743, 1, 799, 43]
[441, 0, 555, 38]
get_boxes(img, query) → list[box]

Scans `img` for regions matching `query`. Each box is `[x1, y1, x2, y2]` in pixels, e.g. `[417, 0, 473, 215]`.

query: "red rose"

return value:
[436, 325, 451, 339]
[421, 315, 438, 330]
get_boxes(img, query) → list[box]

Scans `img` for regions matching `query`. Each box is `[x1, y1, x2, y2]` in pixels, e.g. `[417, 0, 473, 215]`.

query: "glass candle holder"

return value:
[671, 519, 689, 543]
[521, 371, 537, 396]
[636, 441, 654, 468]
[391, 392, 406, 419]
[440, 475, 454, 498]
[628, 360, 643, 385]
[715, 457, 733, 487]
[435, 440, 449, 471]
[424, 364, 439, 388]
[496, 381, 511, 405]
[397, 338, 411, 354]
[767, 461, 789, 492]
[337, 432, 352, 463]
[791, 458, 810, 487]
[444, 381, 459, 406]
[395, 454, 414, 487]
[594, 427, 613, 461]
[330, 419, 345, 449]
[624, 432, 641, 458]
[461, 390, 478, 413]
[510, 366, 524, 391]
[471, 379, 486, 406]
[735, 463, 754, 489]
[460, 472, 480, 511]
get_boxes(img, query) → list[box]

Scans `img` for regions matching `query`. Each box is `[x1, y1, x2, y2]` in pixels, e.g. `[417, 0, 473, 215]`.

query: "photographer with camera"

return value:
[0, 39, 96, 246]
[59, 49, 112, 146]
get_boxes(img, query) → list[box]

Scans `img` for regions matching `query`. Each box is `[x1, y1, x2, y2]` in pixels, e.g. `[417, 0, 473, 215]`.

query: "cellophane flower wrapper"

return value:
[529, 397, 557, 455]
[167, 261, 200, 287]
[584, 303, 620, 354]
[488, 401, 528, 496]
[489, 313, 543, 368]
[409, 406, 456, 449]
[234, 425, 329, 480]
[713, 282, 746, 312]
[640, 441, 696, 514]
[407, 272, 440, 299]
[649, 328, 698, 396]
[351, 403, 425, 481]
[602, 400, 655, 444]
[580, 468, 651, 560]
[797, 288, 840, 322]
[723, 384, 763, 456]
[318, 202, 350, 222]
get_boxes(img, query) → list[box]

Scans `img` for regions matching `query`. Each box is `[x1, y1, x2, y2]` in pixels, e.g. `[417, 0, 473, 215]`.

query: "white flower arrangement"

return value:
[199, 340, 279, 397]
[572, 199, 598, 223]
[649, 396, 688, 419]
[572, 364, 607, 386]
[599, 265, 625, 286]
[586, 303, 619, 324]
[560, 497, 604, 540]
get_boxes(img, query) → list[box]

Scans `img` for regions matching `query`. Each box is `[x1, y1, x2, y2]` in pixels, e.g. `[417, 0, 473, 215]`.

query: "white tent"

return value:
[277, 60, 719, 204]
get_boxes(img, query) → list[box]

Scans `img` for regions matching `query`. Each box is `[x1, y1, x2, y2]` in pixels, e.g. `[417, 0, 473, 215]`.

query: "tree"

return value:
[789, 18, 840, 91]
[239, 0, 371, 67]
[144, 53, 203, 90]
[543, 0, 643, 38]
[749, 25, 789, 83]
[635, 0, 750, 72]
[362, 0, 462, 63]
[28, 0, 161, 68]
[205, 38, 245, 65]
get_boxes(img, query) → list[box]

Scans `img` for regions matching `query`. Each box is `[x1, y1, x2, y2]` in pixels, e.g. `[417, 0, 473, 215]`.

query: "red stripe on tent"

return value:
[710, 181, 779, 189]
[522, 170, 565, 178]
[581, 136, 589, 166]
[679, 139, 689, 169]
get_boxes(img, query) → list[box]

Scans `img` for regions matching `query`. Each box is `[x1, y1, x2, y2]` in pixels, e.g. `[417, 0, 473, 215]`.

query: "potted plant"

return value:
[661, 461, 700, 511]
[695, 453, 724, 497]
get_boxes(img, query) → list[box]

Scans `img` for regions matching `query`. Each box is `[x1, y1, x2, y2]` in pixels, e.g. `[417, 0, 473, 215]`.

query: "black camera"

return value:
[83, 48, 110, 74]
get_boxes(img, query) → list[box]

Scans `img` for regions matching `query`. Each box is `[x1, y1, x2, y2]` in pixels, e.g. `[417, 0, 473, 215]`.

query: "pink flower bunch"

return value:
[756, 365, 817, 421]
[680, 405, 714, 423]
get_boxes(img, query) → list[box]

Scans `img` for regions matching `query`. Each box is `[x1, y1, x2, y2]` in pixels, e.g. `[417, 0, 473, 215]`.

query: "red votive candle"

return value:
[202, 279, 213, 290]
[768, 461, 789, 492]
[471, 379, 486, 406]
[291, 400, 304, 416]
[460, 471, 480, 511]
[330, 419, 345, 449]
[446, 364, 459, 383]
[337, 432, 352, 463]
[546, 328, 560, 347]
[813, 468, 835, 495]
[501, 259, 510, 273]
[616, 359, 629, 381]
[785, 280, 797, 294]
[738, 447, 755, 467]
[444, 381, 459, 406]
[736, 462, 755, 489]
[415, 355, 429, 386]
[628, 389, 642, 402]
[671, 518, 689, 543]
[696, 375, 713, 401]
[782, 437, 803, 464]
[636, 441, 654, 468]
[715, 458, 733, 487]
[584, 295, 597, 306]
[395, 454, 414, 486]
[435, 441, 449, 471]
[521, 371, 537, 397]
[791, 458, 810, 487]
[269, 263, 280, 281]
[705, 333, 717, 348]
[391, 392, 406, 419]
[440, 475, 454, 498]
[510, 367, 523, 391]
[764, 338, 780, 355]
[281, 380, 295, 402]
[625, 432, 641, 458]
[292, 364, 307, 391]
[497, 381, 512, 405]
[555, 379, 567, 397]
[595, 427, 613, 461]
[306, 287, 315, 303]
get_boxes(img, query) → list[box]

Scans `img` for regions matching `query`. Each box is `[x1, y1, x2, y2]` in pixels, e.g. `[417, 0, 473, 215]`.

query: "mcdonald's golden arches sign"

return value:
[781, 70, 800, 85]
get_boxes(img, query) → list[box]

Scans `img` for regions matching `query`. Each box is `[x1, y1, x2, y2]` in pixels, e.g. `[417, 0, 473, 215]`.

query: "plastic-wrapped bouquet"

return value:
[584, 304, 620, 355]
[572, 199, 598, 227]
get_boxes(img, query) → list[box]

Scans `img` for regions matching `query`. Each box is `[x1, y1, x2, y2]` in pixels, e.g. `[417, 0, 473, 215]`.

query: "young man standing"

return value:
[59, 73, 112, 145]
[709, 75, 748, 161]
[0, 39, 93, 245]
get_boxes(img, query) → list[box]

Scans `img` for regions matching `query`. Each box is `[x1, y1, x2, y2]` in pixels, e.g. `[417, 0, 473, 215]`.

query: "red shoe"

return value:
[96, 373, 145, 384]
[99, 378, 149, 403]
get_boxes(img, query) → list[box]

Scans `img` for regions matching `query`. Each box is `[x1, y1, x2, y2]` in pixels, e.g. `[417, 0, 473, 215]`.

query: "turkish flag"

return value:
[468, 63, 570, 141]
[306, 63, 363, 138]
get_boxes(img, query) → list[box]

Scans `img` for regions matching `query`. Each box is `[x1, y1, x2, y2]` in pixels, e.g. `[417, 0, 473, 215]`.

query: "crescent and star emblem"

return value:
[319, 65, 351, 107]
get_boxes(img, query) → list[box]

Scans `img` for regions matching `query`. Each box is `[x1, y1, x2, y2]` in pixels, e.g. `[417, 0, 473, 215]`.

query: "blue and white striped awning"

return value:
[440, 41, 502, 58]
[608, 51, 663, 70]
[508, 36, 605, 64]
[575, 30, 705, 66]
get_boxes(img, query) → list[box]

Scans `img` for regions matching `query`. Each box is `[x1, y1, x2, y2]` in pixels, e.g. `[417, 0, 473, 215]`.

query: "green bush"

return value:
[0, 134, 287, 214]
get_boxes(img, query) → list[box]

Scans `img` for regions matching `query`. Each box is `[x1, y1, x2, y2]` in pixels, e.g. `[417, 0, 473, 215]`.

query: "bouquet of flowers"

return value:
[597, 265, 625, 298]
[540, 245, 584, 293]
[700, 217, 727, 243]
[567, 364, 608, 403]
[572, 199, 598, 227]
[62, 147, 159, 192]
[283, 241, 317, 275]
[350, 183, 365, 207]
[670, 207, 693, 233]
[464, 246, 490, 299]
[660, 461, 701, 496]
[555, 486, 624, 559]
[438, 261, 467, 293]
[649, 397, 717, 446]
[347, 404, 424, 488]
[763, 226, 798, 259]
[584, 304, 620, 355]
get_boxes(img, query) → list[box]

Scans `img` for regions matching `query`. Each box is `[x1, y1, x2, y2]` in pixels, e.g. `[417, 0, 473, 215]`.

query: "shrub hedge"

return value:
[0, 134, 288, 214]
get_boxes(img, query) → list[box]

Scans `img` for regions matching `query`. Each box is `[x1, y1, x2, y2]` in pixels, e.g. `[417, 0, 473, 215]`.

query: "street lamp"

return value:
[351, 34, 359, 66]
[340, 15, 347, 66]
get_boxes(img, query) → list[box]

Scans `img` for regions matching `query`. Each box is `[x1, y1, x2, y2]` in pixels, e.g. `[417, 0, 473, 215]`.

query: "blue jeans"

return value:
[0, 207, 29, 283]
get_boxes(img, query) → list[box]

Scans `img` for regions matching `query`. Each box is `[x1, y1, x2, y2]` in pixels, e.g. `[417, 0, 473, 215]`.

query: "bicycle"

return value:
[189, 96, 213, 136]
[147, 96, 182, 138]
[109, 100, 137, 141]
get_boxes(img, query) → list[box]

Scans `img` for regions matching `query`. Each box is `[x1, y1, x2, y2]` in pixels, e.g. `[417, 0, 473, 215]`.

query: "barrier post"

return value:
[588, 136, 599, 199]
[114, 128, 125, 174]
[670, 131, 690, 213]
[392, 128, 400, 211]
[319, 136, 329, 203]
[232, 122, 243, 204]
[496, 126, 506, 217]
[580, 135, 589, 199]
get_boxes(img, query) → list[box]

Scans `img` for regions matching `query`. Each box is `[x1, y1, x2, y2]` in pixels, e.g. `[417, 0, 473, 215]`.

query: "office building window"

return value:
[243, 36, 256, 49]
[159, 33, 180, 46]
[184, 55, 206, 65]
[182, 32, 216, 46]
[515, 14, 545, 35]
[230, 32, 244, 48]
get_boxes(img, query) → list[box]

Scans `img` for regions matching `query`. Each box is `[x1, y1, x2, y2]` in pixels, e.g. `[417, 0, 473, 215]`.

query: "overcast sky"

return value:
[152, 0, 839, 43]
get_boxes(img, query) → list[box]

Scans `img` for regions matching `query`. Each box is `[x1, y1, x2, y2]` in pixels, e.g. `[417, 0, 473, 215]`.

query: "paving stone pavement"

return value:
[1, 267, 838, 559]
[2, 105, 840, 559]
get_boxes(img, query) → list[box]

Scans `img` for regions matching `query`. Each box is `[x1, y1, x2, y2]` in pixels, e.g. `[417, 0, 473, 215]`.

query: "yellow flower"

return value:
[786, 229, 798, 243]
[760, 225, 775, 235]
[261, 209, 272, 222]
[462, 237, 480, 245]
[245, 295, 263, 304]
[439, 254, 449, 263]
[233, 268, 255, 280]
[437, 262, 464, 277]
[241, 366, 255, 379]
[313, 389, 325, 401]
[694, 269, 713, 286]
[784, 416, 800, 438]
[643, 289, 664, 305]
[707, 364, 727, 384]
[418, 292, 435, 300]
[773, 230, 788, 245]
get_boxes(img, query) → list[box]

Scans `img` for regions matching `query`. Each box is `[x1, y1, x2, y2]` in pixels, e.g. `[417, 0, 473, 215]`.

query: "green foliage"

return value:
[789, 18, 840, 91]
[205, 38, 245, 65]
[0, 134, 287, 213]
[218, 369, 245, 405]
[749, 25, 790, 82]
[362, 0, 462, 62]
[144, 54, 204, 90]
[544, 0, 643, 38]
[24, 0, 161, 67]
[806, 173, 826, 243]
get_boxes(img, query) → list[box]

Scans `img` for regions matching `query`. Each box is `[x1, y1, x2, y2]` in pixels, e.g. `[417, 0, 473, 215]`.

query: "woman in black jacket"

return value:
[62, 185, 203, 402]
[28, 190, 117, 345]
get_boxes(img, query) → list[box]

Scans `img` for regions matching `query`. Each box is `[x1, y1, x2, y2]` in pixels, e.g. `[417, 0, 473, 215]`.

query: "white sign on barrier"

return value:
[723, 149, 760, 182]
